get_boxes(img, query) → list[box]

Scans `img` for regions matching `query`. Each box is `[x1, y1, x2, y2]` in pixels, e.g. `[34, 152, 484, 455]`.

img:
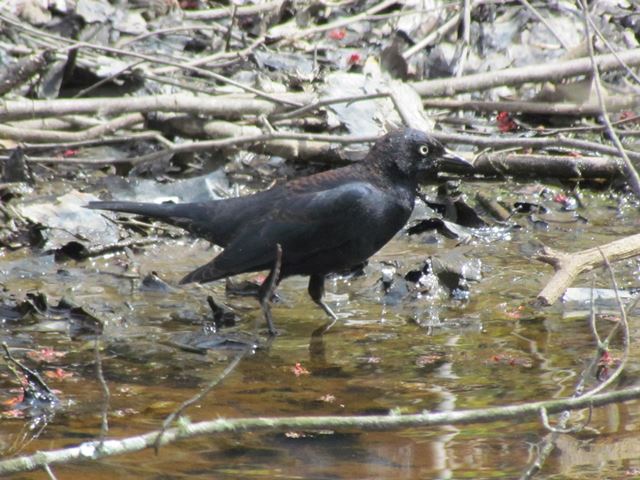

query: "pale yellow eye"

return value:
[419, 145, 429, 156]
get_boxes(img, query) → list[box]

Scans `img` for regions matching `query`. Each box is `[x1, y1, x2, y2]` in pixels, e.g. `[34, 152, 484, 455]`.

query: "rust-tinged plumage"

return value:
[86, 128, 469, 333]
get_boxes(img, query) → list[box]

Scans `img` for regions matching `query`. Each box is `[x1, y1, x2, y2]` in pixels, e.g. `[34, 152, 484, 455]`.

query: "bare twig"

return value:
[579, 0, 640, 198]
[94, 337, 110, 446]
[0, 12, 300, 107]
[518, 0, 570, 50]
[404, 9, 462, 59]
[582, 249, 630, 398]
[73, 60, 145, 99]
[42, 463, 57, 480]
[271, 0, 398, 42]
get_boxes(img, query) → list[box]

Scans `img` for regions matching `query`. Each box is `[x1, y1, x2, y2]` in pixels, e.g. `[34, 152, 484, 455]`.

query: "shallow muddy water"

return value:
[2, 180, 640, 479]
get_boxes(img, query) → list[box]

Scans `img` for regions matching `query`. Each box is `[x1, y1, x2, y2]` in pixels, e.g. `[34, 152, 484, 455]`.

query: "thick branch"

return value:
[0, 93, 311, 122]
[472, 152, 622, 179]
[423, 96, 640, 115]
[1, 385, 639, 475]
[0, 113, 144, 142]
[412, 48, 640, 97]
[535, 233, 640, 305]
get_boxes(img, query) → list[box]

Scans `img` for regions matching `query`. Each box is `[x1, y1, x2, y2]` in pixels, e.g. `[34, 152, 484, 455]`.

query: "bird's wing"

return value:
[180, 182, 386, 284]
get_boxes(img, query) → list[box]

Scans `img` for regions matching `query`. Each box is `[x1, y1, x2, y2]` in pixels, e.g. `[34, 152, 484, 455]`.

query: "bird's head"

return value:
[367, 128, 471, 180]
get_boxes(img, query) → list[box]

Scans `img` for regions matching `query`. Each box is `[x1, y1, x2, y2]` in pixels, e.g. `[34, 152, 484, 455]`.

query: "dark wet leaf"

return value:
[424, 197, 488, 229]
[380, 33, 409, 80]
[6, 293, 103, 337]
[225, 278, 261, 297]
[128, 151, 175, 178]
[513, 201, 548, 214]
[0, 50, 52, 96]
[2, 148, 34, 184]
[381, 272, 411, 306]
[140, 271, 173, 292]
[527, 214, 549, 230]
[57, 297, 105, 338]
[428, 251, 482, 292]
[407, 218, 474, 242]
[423, 46, 454, 79]
[55, 240, 90, 261]
[253, 51, 315, 79]
[2, 344, 60, 418]
[207, 296, 237, 330]
[37, 56, 67, 99]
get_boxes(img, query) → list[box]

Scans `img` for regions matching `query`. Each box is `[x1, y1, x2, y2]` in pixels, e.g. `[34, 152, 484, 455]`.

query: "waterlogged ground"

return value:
[2, 180, 640, 479]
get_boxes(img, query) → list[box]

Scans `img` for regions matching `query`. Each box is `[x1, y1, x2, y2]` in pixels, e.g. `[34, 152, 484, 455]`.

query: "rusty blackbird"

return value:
[87, 128, 470, 333]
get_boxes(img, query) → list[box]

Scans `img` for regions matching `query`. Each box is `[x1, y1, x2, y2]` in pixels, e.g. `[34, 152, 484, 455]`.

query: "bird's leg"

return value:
[258, 244, 283, 335]
[308, 274, 338, 325]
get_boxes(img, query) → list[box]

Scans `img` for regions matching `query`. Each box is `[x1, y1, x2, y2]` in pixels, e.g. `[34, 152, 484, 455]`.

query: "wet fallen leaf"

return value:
[319, 394, 335, 403]
[26, 348, 66, 363]
[44, 368, 74, 380]
[415, 354, 444, 367]
[489, 354, 533, 368]
[497, 111, 518, 132]
[328, 28, 346, 40]
[292, 363, 310, 376]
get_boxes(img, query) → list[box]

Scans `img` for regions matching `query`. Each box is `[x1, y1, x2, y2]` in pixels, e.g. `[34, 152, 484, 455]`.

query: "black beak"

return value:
[440, 148, 473, 170]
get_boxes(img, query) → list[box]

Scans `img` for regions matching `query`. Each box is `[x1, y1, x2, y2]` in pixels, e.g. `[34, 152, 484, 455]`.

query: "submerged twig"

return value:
[153, 345, 252, 453]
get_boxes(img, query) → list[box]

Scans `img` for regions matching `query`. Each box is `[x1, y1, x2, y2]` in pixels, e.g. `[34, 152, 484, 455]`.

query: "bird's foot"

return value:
[316, 300, 338, 321]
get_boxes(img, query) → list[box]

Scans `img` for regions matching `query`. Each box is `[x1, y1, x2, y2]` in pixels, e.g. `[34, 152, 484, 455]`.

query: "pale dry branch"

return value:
[412, 48, 640, 97]
[472, 152, 622, 179]
[535, 233, 640, 305]
[422, 96, 640, 115]
[0, 114, 144, 143]
[1, 385, 640, 475]
[0, 93, 309, 122]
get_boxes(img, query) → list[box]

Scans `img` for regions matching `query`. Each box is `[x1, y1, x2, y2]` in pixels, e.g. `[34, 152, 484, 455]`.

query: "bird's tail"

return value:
[179, 258, 225, 285]
[86, 200, 190, 220]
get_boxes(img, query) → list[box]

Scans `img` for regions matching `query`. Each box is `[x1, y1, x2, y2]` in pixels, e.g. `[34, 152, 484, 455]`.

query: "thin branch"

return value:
[94, 337, 110, 446]
[271, 0, 399, 42]
[582, 249, 631, 399]
[0, 12, 299, 107]
[521, 257, 631, 479]
[518, 0, 570, 50]
[579, 0, 640, 198]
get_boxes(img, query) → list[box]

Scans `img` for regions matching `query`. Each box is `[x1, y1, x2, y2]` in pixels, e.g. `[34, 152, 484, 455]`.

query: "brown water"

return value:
[2, 181, 640, 479]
